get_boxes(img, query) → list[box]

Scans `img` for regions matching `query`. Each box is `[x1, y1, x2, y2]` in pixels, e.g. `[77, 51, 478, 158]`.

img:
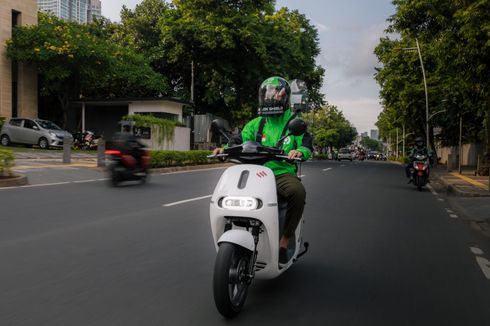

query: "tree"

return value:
[6, 13, 166, 126]
[361, 136, 382, 152]
[304, 104, 357, 152]
[114, 0, 325, 125]
[375, 0, 490, 173]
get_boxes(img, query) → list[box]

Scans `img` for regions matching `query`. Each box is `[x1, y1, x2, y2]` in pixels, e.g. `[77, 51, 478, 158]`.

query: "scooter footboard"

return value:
[217, 229, 255, 252]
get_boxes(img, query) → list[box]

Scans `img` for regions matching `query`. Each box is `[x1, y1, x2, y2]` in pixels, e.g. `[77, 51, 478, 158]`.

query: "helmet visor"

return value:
[258, 85, 287, 115]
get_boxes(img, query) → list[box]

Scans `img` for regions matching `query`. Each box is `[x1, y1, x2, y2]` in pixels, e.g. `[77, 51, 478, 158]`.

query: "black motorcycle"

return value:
[105, 148, 151, 186]
[409, 149, 430, 191]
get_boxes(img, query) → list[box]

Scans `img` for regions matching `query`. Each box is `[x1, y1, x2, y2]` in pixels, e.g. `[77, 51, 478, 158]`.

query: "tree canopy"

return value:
[374, 0, 490, 170]
[304, 104, 357, 152]
[6, 12, 166, 126]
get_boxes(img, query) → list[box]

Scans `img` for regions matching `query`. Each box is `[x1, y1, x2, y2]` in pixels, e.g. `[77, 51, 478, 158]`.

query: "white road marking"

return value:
[299, 174, 306, 178]
[322, 168, 332, 171]
[162, 195, 212, 207]
[449, 214, 458, 219]
[475, 257, 490, 280]
[340, 164, 345, 167]
[0, 178, 109, 190]
[20, 182, 71, 188]
[437, 198, 444, 202]
[470, 247, 485, 255]
[96, 178, 109, 181]
[160, 167, 226, 175]
[445, 208, 454, 213]
[427, 184, 438, 195]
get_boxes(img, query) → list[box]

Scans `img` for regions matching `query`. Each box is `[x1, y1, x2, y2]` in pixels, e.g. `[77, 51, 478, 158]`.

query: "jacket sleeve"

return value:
[295, 132, 313, 160]
[241, 117, 260, 142]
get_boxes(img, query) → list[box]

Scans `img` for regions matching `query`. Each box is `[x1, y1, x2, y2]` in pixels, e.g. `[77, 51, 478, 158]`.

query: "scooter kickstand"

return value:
[296, 242, 309, 259]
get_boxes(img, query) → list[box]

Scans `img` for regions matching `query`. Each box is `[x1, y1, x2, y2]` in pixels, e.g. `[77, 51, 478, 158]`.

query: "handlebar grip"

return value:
[276, 155, 304, 162]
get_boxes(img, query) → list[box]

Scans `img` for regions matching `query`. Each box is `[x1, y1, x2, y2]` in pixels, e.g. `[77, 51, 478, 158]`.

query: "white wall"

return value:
[128, 101, 183, 122]
[139, 126, 191, 151]
[437, 143, 483, 166]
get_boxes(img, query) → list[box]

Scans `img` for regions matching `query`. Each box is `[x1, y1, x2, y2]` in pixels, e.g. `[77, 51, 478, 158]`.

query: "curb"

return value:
[0, 174, 28, 187]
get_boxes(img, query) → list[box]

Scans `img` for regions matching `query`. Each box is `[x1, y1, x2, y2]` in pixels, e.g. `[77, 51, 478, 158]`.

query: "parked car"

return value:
[0, 118, 72, 149]
[338, 148, 353, 161]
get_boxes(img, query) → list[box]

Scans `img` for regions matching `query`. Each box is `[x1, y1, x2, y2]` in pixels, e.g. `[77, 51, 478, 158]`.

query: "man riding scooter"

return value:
[213, 76, 313, 265]
[405, 136, 432, 183]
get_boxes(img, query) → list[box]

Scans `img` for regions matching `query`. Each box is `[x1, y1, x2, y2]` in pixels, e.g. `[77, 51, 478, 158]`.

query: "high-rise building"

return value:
[38, 0, 89, 23]
[87, 0, 101, 22]
[361, 132, 368, 138]
[370, 129, 379, 141]
[0, 0, 38, 119]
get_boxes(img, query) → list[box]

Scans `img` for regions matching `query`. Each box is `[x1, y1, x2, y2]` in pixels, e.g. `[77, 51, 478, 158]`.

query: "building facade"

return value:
[87, 0, 102, 22]
[38, 0, 89, 23]
[370, 129, 379, 141]
[0, 0, 38, 119]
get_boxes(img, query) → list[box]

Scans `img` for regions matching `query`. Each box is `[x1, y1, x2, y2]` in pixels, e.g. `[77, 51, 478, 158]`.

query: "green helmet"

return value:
[258, 76, 291, 116]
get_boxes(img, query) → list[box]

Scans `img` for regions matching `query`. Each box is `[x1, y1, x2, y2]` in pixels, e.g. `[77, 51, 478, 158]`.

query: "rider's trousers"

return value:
[275, 173, 306, 239]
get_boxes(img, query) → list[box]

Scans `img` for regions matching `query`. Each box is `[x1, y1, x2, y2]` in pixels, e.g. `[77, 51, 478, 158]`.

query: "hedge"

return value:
[150, 150, 212, 168]
[0, 117, 5, 130]
[0, 149, 14, 176]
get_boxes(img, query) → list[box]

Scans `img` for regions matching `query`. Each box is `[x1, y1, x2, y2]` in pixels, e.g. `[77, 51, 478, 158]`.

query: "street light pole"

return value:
[415, 38, 430, 149]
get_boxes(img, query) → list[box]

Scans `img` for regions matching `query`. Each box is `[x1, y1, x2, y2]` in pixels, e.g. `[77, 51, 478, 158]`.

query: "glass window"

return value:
[35, 119, 62, 130]
[9, 119, 22, 127]
[23, 119, 37, 129]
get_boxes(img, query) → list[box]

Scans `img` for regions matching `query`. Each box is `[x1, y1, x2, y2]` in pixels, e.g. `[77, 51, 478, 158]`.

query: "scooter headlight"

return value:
[220, 196, 259, 211]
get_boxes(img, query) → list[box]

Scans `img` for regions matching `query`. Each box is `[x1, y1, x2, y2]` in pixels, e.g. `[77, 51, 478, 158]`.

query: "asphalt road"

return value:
[1, 160, 490, 325]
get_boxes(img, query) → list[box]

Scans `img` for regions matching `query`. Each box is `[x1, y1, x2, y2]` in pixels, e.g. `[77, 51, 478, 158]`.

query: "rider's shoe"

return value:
[279, 247, 289, 267]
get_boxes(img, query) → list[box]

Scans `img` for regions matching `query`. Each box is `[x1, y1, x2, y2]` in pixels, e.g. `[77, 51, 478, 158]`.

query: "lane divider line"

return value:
[470, 247, 485, 255]
[449, 214, 458, 219]
[322, 168, 332, 171]
[162, 195, 212, 207]
[469, 246, 490, 280]
[160, 167, 227, 175]
[427, 184, 438, 196]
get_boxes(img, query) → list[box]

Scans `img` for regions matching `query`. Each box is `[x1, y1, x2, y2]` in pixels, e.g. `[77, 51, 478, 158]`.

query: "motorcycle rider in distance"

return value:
[405, 136, 432, 183]
[212, 76, 313, 265]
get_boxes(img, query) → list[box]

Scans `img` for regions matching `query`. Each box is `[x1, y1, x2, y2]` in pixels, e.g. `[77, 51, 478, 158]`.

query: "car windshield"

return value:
[340, 149, 350, 153]
[36, 120, 61, 130]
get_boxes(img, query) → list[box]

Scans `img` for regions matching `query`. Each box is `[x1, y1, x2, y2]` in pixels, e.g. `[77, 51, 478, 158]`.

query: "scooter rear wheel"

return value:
[213, 243, 251, 318]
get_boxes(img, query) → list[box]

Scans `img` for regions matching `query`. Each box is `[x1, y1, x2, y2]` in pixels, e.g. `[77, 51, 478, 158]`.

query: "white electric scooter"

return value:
[208, 118, 309, 318]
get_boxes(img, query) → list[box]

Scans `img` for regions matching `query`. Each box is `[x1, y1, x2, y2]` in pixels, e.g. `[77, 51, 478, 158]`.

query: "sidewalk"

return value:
[431, 166, 490, 197]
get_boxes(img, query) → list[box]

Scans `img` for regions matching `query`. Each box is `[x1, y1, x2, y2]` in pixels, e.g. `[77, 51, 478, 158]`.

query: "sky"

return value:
[101, 0, 396, 134]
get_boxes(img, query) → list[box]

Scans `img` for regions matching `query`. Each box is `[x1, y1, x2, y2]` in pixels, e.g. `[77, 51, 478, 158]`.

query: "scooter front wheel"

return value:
[213, 243, 251, 318]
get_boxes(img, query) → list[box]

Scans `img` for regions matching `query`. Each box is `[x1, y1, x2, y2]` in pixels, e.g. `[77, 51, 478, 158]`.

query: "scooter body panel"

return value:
[217, 229, 255, 252]
[210, 164, 304, 279]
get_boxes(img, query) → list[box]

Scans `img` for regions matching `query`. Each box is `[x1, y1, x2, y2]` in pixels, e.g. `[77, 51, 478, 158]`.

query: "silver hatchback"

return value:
[0, 118, 72, 149]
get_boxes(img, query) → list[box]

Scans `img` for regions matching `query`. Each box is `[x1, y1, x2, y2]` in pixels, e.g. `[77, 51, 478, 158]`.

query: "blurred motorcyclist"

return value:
[112, 125, 146, 169]
[406, 136, 432, 182]
[213, 76, 313, 265]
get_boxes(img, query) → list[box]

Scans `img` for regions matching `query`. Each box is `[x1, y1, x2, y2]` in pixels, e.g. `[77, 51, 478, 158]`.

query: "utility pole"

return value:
[396, 128, 399, 158]
[459, 116, 462, 174]
[402, 124, 405, 158]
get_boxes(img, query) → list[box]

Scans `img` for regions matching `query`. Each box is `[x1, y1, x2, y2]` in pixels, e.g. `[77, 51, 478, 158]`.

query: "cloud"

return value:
[312, 20, 330, 33]
[328, 97, 383, 133]
[345, 23, 388, 77]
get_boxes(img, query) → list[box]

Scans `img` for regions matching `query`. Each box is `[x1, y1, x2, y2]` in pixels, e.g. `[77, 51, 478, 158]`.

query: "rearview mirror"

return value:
[211, 119, 225, 134]
[288, 118, 307, 136]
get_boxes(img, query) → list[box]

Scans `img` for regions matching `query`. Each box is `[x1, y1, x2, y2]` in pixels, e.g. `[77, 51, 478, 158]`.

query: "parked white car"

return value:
[0, 118, 72, 149]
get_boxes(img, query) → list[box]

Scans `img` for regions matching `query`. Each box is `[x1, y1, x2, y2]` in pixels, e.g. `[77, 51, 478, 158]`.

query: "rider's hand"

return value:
[212, 147, 224, 156]
[288, 150, 303, 160]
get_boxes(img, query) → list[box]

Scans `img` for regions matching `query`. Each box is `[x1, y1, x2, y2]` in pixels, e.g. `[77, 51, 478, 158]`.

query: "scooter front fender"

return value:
[217, 229, 254, 252]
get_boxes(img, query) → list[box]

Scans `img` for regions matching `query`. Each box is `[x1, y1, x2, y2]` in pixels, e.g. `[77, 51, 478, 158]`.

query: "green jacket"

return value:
[240, 109, 312, 176]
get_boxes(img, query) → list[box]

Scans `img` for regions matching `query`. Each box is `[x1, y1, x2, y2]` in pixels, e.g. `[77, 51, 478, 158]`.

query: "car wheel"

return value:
[38, 137, 49, 149]
[0, 135, 10, 146]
